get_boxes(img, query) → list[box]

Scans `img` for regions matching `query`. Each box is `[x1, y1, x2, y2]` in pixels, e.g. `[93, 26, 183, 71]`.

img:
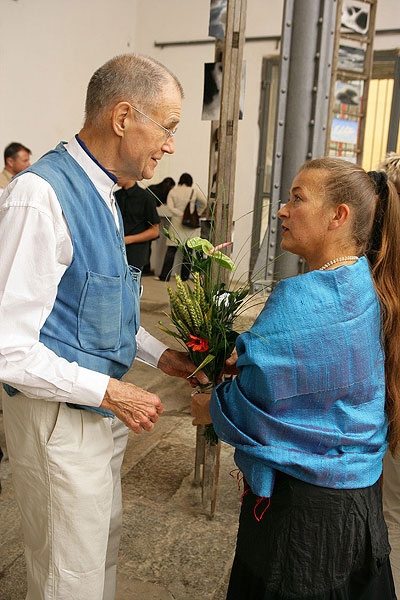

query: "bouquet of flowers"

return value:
[158, 235, 250, 443]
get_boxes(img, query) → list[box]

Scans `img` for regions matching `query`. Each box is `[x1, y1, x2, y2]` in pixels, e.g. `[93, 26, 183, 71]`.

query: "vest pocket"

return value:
[78, 271, 122, 351]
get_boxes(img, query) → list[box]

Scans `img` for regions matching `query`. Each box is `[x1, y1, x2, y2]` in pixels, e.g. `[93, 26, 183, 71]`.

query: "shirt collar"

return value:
[119, 183, 138, 198]
[64, 135, 118, 199]
[2, 169, 13, 183]
[74, 134, 118, 183]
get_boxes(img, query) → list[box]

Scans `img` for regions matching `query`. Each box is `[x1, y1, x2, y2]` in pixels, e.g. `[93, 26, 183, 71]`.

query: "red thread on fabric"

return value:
[229, 468, 244, 490]
[229, 468, 241, 479]
[254, 496, 271, 521]
[241, 488, 250, 504]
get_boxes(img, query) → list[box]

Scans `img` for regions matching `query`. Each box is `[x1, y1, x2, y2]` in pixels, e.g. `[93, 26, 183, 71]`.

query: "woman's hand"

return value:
[224, 348, 240, 376]
[157, 348, 209, 387]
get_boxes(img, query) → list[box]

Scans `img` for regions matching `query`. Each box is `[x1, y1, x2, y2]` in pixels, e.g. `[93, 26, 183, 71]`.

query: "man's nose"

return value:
[162, 136, 175, 154]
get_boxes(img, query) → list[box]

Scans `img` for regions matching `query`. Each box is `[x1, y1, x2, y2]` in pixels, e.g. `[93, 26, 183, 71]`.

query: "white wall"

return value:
[375, 0, 400, 50]
[0, 0, 399, 278]
[0, 0, 137, 159]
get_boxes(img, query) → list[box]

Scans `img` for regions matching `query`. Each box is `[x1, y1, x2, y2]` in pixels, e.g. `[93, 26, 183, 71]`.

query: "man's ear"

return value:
[5, 157, 13, 169]
[112, 102, 131, 138]
[328, 203, 350, 230]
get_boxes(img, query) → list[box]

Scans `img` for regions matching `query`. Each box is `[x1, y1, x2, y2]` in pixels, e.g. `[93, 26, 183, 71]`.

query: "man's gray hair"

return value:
[85, 54, 183, 126]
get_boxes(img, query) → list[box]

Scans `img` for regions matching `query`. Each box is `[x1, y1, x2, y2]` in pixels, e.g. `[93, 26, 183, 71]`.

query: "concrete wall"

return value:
[0, 0, 399, 277]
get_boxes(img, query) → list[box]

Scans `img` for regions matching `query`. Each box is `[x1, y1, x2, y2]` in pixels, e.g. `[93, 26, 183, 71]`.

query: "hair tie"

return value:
[368, 170, 389, 199]
[366, 171, 388, 262]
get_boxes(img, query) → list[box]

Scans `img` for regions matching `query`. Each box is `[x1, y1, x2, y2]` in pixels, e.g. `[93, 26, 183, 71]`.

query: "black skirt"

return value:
[227, 471, 396, 600]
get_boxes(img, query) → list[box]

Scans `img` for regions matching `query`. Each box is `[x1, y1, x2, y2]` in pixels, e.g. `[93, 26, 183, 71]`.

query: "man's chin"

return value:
[141, 166, 156, 180]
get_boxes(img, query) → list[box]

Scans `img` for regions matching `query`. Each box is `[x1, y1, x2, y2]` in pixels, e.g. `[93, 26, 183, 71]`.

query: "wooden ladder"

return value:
[325, 0, 378, 164]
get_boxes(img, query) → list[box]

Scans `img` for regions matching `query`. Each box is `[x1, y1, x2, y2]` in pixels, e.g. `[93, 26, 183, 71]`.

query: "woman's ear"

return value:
[112, 102, 130, 138]
[328, 203, 350, 230]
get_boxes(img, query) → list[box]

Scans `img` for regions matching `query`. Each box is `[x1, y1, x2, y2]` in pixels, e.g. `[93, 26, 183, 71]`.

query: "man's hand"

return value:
[157, 348, 209, 387]
[101, 378, 163, 434]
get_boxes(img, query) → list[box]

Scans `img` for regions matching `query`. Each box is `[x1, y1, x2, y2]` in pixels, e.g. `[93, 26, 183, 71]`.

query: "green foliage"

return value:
[157, 221, 252, 443]
[160, 248, 249, 387]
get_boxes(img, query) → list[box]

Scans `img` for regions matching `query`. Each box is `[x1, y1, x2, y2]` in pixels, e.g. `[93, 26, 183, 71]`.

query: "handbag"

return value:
[182, 189, 200, 228]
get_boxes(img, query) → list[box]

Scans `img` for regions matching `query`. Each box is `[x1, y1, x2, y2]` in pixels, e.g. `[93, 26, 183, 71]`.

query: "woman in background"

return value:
[158, 173, 207, 281]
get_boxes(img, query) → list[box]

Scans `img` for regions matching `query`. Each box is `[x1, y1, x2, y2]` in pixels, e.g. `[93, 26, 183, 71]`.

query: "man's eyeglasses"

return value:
[130, 104, 177, 142]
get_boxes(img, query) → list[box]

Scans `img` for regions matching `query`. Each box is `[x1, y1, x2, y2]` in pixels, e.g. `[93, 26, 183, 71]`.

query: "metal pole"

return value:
[251, 0, 294, 290]
[274, 0, 333, 281]
[252, 0, 337, 290]
[387, 55, 400, 153]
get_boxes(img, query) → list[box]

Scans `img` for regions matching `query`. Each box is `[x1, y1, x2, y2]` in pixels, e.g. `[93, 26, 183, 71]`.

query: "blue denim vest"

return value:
[3, 142, 140, 417]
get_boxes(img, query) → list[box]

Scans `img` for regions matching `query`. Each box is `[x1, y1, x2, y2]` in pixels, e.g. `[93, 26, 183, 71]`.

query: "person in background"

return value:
[140, 177, 175, 275]
[115, 180, 160, 271]
[0, 141, 32, 488]
[211, 158, 399, 599]
[148, 176, 175, 204]
[379, 152, 400, 597]
[158, 172, 207, 281]
[0, 142, 31, 191]
[0, 54, 207, 600]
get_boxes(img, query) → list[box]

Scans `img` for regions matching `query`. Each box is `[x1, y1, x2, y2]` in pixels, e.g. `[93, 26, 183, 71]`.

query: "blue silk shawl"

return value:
[209, 257, 388, 497]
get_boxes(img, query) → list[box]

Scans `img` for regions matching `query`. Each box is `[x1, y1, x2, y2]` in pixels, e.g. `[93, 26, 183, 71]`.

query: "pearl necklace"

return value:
[319, 256, 359, 271]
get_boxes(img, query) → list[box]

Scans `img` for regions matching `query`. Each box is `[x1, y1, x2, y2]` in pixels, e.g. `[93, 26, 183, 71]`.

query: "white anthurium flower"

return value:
[213, 291, 231, 307]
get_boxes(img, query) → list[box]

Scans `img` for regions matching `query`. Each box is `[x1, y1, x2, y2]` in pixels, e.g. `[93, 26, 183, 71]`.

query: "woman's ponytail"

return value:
[367, 176, 400, 453]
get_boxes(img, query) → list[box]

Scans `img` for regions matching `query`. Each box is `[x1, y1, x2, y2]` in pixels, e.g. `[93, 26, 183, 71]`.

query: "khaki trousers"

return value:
[3, 391, 129, 600]
[383, 447, 400, 597]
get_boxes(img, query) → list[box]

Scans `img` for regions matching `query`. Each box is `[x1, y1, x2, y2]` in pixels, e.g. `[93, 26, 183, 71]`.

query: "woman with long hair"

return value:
[211, 158, 400, 599]
[158, 172, 207, 281]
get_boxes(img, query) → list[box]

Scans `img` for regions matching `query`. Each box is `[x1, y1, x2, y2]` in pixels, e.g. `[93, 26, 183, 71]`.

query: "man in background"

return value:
[116, 180, 160, 271]
[0, 142, 31, 190]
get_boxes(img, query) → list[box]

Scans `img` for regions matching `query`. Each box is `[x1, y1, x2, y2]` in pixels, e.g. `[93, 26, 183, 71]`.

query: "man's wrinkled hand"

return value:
[157, 348, 208, 387]
[101, 378, 163, 434]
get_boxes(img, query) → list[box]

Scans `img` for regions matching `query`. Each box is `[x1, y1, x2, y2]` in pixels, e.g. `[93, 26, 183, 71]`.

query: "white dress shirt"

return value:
[0, 137, 167, 407]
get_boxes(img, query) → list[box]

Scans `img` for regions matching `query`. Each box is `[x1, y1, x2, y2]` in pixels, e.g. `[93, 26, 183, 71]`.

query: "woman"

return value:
[158, 172, 207, 281]
[210, 158, 400, 599]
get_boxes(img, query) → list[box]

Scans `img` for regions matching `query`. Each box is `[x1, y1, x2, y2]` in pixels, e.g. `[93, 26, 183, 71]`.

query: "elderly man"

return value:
[0, 141, 31, 190]
[0, 54, 205, 600]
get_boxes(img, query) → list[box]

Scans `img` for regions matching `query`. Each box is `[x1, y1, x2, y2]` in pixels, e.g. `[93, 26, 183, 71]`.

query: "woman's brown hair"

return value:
[299, 158, 400, 453]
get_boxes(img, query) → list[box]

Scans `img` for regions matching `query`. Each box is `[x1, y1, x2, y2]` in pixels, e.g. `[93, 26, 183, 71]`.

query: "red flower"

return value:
[186, 335, 209, 352]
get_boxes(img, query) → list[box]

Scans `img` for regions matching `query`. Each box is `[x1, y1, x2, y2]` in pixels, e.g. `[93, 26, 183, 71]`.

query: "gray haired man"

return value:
[0, 54, 206, 600]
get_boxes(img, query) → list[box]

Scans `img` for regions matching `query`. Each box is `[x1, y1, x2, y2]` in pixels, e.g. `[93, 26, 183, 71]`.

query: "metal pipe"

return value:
[154, 29, 400, 49]
[387, 56, 400, 152]
[274, 0, 329, 281]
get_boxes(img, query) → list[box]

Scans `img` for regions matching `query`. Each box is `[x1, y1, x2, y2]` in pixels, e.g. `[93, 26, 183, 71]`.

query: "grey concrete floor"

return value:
[0, 276, 263, 600]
